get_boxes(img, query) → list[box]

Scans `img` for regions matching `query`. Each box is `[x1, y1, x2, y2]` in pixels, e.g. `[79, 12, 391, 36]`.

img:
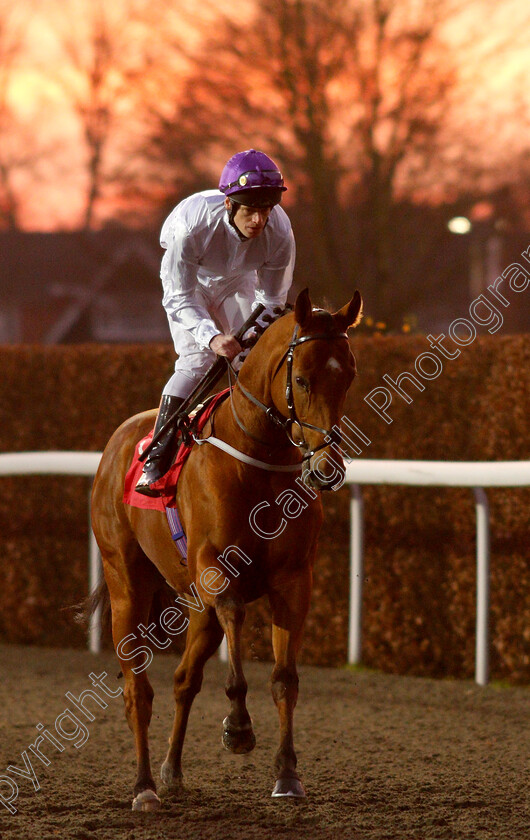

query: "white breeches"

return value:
[163, 277, 256, 399]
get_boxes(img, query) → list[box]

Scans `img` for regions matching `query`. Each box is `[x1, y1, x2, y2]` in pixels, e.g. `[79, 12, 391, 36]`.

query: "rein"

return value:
[200, 323, 348, 470]
[192, 434, 303, 472]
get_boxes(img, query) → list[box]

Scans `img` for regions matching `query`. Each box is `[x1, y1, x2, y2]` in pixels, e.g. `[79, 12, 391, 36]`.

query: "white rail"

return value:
[0, 453, 528, 684]
[344, 460, 530, 686]
[0, 451, 102, 477]
[0, 452, 103, 653]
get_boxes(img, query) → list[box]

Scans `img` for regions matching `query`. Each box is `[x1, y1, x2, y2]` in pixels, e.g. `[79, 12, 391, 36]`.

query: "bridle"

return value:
[228, 323, 348, 462]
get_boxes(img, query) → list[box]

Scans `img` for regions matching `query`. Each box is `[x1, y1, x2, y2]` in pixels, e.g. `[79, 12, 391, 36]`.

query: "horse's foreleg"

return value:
[269, 575, 311, 799]
[215, 592, 256, 754]
[161, 604, 223, 790]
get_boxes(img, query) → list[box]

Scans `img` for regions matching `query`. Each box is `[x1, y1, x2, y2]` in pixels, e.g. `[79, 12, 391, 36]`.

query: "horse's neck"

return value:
[215, 344, 293, 459]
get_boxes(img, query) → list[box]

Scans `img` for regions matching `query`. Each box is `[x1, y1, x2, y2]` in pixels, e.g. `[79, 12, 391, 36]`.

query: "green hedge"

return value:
[0, 337, 528, 682]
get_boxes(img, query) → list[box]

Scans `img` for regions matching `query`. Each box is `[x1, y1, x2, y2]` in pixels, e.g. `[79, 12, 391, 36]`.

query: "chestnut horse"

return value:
[90, 288, 362, 811]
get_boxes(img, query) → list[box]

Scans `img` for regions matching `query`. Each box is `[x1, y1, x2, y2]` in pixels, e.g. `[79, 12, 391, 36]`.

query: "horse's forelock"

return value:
[306, 308, 343, 336]
[259, 306, 349, 379]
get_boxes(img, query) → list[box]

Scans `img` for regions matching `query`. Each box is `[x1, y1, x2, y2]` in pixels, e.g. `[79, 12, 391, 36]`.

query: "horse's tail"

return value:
[73, 576, 186, 651]
[73, 578, 112, 637]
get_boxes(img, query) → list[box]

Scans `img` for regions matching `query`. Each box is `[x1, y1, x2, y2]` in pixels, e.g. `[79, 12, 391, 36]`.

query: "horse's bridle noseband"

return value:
[229, 323, 348, 462]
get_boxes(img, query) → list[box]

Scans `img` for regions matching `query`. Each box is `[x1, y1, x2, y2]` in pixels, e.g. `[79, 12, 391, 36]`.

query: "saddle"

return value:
[123, 389, 230, 513]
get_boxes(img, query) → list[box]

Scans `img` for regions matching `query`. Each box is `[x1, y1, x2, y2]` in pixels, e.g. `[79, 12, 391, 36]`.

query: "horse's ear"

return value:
[333, 291, 363, 331]
[294, 288, 312, 328]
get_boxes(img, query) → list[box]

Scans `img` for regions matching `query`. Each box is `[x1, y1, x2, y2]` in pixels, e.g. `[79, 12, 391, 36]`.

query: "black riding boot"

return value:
[135, 395, 185, 497]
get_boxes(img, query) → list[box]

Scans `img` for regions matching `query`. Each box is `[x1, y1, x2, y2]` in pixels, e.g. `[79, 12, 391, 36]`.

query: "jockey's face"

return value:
[225, 197, 272, 239]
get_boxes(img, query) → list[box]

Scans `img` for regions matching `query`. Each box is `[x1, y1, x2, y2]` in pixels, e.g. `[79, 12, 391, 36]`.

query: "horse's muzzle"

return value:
[306, 471, 336, 491]
[302, 461, 344, 492]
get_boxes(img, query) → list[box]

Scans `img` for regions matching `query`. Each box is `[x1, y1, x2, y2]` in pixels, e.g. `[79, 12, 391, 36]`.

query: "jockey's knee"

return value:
[163, 354, 215, 399]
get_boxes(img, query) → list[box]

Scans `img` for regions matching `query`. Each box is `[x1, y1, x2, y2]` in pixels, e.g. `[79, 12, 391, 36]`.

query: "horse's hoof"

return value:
[160, 761, 184, 792]
[271, 777, 306, 799]
[222, 716, 256, 754]
[131, 788, 161, 811]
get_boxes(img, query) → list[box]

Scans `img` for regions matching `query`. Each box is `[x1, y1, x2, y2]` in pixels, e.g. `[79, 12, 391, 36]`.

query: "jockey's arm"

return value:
[254, 224, 295, 318]
[247, 225, 295, 335]
[227, 231, 295, 371]
[209, 333, 242, 360]
[161, 216, 221, 351]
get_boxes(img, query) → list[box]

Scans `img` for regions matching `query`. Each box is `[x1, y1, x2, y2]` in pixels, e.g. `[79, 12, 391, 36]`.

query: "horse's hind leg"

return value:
[215, 592, 256, 754]
[161, 604, 224, 789]
[103, 555, 161, 811]
[268, 573, 311, 799]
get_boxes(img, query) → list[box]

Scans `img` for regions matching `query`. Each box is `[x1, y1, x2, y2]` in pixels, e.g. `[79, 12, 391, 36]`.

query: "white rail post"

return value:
[348, 484, 364, 664]
[88, 491, 103, 654]
[473, 487, 490, 686]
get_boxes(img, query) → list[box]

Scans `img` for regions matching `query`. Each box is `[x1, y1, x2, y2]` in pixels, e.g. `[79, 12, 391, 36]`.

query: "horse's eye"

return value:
[295, 376, 309, 391]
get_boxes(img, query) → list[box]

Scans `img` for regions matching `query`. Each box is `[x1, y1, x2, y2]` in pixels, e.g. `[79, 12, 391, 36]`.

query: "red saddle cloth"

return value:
[123, 390, 230, 512]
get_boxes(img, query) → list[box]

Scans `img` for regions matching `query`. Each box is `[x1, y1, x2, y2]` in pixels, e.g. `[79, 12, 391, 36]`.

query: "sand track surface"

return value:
[0, 644, 527, 840]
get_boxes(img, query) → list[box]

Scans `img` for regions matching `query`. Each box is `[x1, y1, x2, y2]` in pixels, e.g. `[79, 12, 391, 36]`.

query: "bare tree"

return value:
[0, 1, 37, 228]
[48, 0, 156, 230]
[141, 0, 463, 317]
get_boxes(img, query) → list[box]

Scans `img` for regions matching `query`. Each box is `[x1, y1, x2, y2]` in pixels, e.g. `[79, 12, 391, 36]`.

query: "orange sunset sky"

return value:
[3, 0, 530, 231]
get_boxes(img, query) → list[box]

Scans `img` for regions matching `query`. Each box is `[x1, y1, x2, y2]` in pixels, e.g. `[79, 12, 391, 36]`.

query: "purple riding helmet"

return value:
[219, 149, 287, 208]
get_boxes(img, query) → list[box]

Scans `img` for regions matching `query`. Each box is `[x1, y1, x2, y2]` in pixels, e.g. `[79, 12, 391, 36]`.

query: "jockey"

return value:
[135, 149, 295, 496]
